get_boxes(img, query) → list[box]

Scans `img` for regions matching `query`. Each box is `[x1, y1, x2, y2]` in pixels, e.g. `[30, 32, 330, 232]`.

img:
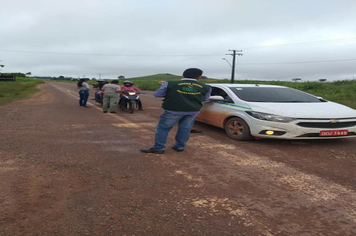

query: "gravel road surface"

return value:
[1, 81, 355, 235]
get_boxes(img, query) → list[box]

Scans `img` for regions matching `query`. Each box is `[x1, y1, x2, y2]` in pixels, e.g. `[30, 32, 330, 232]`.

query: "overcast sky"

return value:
[1, 0, 355, 81]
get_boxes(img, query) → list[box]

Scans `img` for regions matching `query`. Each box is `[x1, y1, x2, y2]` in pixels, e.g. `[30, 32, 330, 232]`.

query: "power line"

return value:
[2, 49, 355, 65]
[1, 38, 355, 57]
[241, 38, 356, 50]
[0, 49, 220, 57]
[239, 58, 356, 65]
[1, 38, 356, 68]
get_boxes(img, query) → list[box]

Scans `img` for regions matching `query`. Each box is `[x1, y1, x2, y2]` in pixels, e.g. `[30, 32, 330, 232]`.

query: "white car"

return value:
[196, 84, 356, 141]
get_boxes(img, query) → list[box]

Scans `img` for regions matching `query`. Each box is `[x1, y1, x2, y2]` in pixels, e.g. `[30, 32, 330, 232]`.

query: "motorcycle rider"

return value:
[93, 79, 108, 102]
[119, 80, 143, 110]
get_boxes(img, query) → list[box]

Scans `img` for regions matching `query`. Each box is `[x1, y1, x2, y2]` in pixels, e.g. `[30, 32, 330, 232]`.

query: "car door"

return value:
[197, 86, 235, 128]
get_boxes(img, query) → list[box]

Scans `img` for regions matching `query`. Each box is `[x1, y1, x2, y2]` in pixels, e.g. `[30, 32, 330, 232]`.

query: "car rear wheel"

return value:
[225, 117, 254, 141]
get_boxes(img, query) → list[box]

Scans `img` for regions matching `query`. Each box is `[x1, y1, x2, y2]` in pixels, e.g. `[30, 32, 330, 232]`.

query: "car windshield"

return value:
[229, 86, 322, 102]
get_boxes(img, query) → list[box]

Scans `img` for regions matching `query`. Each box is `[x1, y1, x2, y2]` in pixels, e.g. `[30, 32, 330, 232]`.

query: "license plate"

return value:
[319, 130, 348, 136]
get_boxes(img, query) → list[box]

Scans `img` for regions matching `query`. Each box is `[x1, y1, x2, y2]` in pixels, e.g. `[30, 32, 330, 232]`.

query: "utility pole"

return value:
[227, 50, 243, 83]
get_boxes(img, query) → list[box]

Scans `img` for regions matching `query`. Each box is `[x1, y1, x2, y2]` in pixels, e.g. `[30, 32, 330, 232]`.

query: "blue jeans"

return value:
[79, 90, 89, 106]
[153, 111, 197, 150]
[95, 91, 101, 101]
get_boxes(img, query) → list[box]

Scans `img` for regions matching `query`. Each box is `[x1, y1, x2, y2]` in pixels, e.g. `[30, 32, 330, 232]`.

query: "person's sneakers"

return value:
[110, 111, 117, 113]
[140, 148, 165, 154]
[171, 146, 184, 152]
[103, 111, 108, 113]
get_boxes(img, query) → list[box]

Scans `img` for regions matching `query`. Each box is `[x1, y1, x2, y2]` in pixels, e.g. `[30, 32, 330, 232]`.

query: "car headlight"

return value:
[246, 111, 296, 123]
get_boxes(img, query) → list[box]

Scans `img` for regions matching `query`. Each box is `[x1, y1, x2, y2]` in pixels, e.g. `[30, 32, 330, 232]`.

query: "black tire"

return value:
[225, 117, 254, 141]
[128, 101, 134, 113]
[118, 99, 124, 110]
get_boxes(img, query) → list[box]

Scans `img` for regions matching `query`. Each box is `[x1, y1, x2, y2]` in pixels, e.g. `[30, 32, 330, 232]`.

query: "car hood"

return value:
[247, 101, 356, 119]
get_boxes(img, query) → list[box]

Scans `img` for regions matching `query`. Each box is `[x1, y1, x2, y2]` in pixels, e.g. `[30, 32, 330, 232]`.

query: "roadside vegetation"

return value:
[127, 75, 356, 109]
[256, 79, 356, 109]
[1, 74, 355, 109]
[0, 77, 44, 105]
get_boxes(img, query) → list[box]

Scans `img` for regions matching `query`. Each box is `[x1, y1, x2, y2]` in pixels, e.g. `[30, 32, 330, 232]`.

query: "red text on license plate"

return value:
[319, 130, 348, 136]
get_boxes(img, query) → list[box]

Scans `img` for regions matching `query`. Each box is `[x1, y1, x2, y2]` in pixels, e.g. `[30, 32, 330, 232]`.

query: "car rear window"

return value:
[229, 87, 322, 102]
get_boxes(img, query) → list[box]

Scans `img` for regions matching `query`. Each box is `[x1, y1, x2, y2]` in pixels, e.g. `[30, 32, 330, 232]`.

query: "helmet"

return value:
[124, 80, 133, 87]
[98, 79, 108, 83]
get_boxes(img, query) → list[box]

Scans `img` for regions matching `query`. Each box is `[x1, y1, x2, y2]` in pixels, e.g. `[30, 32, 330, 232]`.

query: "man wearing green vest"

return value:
[140, 68, 212, 154]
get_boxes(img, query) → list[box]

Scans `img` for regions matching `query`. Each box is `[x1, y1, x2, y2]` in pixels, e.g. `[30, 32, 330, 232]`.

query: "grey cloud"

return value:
[1, 0, 356, 81]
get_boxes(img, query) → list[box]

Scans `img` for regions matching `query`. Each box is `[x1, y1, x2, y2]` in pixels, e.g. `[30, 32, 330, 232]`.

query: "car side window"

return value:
[211, 87, 233, 103]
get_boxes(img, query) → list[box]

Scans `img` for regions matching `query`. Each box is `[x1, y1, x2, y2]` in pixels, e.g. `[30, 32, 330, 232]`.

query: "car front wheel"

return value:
[225, 117, 254, 141]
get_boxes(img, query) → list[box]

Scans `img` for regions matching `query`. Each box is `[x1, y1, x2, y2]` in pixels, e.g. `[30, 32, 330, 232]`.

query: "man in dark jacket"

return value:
[140, 68, 211, 154]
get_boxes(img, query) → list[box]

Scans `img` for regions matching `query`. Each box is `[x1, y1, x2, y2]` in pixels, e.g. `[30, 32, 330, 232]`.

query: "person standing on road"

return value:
[77, 78, 90, 107]
[140, 68, 211, 154]
[102, 80, 121, 113]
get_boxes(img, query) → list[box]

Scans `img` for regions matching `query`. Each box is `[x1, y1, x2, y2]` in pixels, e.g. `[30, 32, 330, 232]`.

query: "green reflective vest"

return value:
[162, 80, 211, 112]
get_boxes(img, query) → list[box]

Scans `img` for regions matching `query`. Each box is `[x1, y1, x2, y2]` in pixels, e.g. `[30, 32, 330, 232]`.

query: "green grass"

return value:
[234, 80, 356, 109]
[127, 75, 356, 109]
[1, 75, 355, 109]
[0, 77, 44, 105]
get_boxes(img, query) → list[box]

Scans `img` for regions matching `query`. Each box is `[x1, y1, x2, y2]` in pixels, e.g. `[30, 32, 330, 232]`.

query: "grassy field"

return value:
[255, 79, 356, 109]
[0, 77, 44, 105]
[1, 75, 355, 109]
[126, 74, 356, 109]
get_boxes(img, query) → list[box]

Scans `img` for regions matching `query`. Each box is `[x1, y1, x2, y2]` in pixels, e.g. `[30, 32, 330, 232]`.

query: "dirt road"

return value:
[1, 81, 355, 235]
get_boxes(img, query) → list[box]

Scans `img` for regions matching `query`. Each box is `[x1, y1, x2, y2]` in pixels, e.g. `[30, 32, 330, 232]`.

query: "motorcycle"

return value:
[93, 90, 103, 105]
[92, 84, 104, 105]
[118, 91, 142, 113]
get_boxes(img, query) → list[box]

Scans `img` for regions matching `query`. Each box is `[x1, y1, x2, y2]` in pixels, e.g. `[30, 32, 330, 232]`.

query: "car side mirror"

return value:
[209, 95, 224, 101]
[317, 96, 327, 102]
